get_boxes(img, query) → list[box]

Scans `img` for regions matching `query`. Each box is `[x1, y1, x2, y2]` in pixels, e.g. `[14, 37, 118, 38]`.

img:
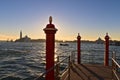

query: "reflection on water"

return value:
[0, 42, 120, 79]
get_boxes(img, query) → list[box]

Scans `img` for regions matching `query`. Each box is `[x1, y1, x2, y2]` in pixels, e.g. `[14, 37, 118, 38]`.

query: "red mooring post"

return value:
[44, 16, 57, 80]
[104, 33, 109, 66]
[77, 33, 81, 64]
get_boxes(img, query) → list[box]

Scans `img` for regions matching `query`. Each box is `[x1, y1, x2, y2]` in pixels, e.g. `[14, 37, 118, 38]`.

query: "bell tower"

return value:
[20, 30, 22, 39]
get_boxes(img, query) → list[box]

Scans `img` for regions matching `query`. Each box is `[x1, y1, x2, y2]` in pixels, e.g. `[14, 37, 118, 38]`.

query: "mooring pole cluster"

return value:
[43, 17, 110, 80]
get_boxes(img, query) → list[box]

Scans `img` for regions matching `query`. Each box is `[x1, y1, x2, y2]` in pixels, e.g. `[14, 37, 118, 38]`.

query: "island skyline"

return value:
[0, 0, 120, 41]
[4, 30, 120, 45]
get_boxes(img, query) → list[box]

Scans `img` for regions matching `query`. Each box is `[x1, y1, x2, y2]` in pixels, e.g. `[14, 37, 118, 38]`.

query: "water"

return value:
[0, 42, 120, 80]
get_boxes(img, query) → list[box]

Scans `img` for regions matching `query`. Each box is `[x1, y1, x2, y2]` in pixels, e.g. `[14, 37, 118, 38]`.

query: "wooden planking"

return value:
[61, 63, 120, 80]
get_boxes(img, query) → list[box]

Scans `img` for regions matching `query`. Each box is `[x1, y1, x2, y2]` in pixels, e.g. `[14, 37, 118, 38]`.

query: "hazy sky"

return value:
[0, 0, 120, 41]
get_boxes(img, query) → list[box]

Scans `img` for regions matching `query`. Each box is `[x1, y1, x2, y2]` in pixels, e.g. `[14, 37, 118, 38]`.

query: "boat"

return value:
[60, 43, 69, 46]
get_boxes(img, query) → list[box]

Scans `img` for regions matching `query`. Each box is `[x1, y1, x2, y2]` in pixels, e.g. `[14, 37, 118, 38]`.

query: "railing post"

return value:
[112, 52, 114, 80]
[113, 52, 117, 72]
[71, 51, 75, 63]
[77, 33, 81, 64]
[68, 56, 71, 80]
[56, 56, 60, 80]
[44, 16, 58, 80]
[104, 33, 109, 66]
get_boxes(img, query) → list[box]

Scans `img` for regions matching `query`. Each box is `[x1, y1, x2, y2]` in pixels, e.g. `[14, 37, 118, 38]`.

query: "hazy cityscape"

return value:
[1, 30, 120, 47]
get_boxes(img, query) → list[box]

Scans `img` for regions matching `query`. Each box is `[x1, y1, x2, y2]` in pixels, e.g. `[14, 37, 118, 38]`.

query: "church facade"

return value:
[15, 31, 31, 42]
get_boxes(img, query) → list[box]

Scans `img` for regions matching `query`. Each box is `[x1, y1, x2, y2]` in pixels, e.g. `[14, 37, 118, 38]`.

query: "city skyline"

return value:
[0, 0, 120, 41]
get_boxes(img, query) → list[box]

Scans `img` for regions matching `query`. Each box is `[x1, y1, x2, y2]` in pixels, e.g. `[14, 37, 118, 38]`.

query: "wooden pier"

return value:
[61, 63, 120, 80]
[34, 17, 120, 80]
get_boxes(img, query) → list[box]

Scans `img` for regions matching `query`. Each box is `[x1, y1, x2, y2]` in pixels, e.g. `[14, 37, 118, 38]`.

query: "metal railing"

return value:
[71, 49, 106, 64]
[34, 53, 74, 80]
[34, 50, 120, 80]
[112, 52, 120, 80]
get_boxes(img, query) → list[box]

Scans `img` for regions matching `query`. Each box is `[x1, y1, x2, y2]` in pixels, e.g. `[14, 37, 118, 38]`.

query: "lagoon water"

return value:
[0, 42, 120, 80]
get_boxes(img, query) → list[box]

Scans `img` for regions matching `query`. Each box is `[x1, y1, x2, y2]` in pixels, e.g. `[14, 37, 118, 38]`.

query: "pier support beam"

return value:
[77, 33, 81, 64]
[104, 33, 109, 66]
[44, 16, 57, 80]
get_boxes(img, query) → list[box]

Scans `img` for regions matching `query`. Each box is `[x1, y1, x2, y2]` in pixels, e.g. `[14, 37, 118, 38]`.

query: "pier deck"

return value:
[61, 63, 120, 80]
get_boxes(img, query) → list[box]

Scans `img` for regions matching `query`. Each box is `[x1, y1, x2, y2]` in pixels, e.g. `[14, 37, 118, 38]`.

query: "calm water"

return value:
[0, 42, 120, 80]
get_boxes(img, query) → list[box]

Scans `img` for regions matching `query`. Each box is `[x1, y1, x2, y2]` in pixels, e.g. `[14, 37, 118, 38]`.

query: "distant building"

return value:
[15, 31, 31, 42]
[20, 30, 22, 39]
[95, 37, 104, 44]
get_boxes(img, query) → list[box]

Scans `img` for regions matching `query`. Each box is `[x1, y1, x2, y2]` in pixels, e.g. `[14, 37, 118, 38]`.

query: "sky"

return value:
[0, 0, 120, 41]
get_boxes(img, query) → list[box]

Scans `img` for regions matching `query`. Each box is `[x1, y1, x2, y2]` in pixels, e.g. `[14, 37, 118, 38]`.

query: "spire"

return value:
[77, 33, 81, 39]
[49, 16, 52, 24]
[20, 30, 22, 39]
[105, 32, 109, 40]
[106, 33, 108, 36]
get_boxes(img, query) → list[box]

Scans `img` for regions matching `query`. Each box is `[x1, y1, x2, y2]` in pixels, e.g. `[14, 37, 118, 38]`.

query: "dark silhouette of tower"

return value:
[20, 30, 22, 39]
